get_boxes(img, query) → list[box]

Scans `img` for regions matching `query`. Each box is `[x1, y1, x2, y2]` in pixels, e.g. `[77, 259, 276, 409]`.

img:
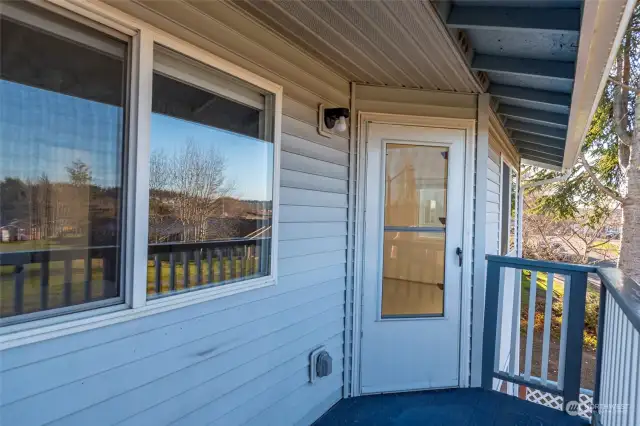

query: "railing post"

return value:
[562, 271, 588, 412]
[592, 281, 608, 424]
[482, 259, 502, 390]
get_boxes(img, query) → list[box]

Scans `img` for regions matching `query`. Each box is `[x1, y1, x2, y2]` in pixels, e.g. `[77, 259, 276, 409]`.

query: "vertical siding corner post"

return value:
[562, 271, 588, 411]
[592, 281, 608, 424]
[481, 258, 502, 390]
[471, 93, 491, 387]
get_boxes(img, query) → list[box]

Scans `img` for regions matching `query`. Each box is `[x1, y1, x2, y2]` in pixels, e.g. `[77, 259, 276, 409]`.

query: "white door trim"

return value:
[350, 112, 476, 397]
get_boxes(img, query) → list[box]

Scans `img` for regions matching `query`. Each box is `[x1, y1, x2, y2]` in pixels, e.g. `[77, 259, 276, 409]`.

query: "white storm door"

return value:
[360, 122, 466, 394]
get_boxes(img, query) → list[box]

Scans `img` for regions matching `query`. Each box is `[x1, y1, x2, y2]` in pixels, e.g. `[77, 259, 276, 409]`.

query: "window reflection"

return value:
[0, 5, 128, 319]
[384, 144, 448, 229]
[381, 144, 449, 317]
[147, 47, 274, 297]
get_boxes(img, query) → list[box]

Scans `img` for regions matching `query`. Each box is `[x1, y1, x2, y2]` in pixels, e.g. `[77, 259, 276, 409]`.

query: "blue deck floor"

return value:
[313, 388, 590, 426]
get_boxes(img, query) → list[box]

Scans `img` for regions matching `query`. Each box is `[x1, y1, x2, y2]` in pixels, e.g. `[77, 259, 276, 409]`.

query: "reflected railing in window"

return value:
[146, 45, 275, 298]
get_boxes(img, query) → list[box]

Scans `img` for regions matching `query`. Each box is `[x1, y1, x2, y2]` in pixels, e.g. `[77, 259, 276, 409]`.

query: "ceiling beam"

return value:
[447, 6, 580, 33]
[519, 150, 564, 167]
[472, 55, 575, 81]
[504, 120, 567, 140]
[490, 84, 571, 110]
[499, 105, 569, 128]
[511, 131, 566, 150]
[515, 141, 564, 158]
[522, 157, 563, 172]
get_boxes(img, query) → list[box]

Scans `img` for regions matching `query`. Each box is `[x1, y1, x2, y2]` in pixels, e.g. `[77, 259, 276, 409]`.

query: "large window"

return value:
[0, 3, 280, 328]
[146, 46, 274, 298]
[0, 3, 129, 322]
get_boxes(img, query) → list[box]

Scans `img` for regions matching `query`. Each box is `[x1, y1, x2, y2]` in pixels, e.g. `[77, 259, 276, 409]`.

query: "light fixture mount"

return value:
[318, 104, 350, 137]
[324, 107, 350, 130]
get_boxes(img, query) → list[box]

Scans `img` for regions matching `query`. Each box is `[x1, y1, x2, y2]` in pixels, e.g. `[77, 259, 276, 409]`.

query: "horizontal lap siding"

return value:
[1, 1, 350, 425]
[486, 148, 501, 256]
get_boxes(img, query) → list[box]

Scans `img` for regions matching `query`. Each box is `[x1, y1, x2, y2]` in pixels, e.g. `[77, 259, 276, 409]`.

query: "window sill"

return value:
[0, 277, 276, 350]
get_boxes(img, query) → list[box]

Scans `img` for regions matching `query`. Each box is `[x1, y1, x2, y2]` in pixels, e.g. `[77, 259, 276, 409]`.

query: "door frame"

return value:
[350, 112, 476, 396]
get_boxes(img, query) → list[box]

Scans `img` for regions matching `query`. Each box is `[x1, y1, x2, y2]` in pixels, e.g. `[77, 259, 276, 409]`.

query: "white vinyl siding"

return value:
[486, 148, 501, 256]
[0, 2, 349, 426]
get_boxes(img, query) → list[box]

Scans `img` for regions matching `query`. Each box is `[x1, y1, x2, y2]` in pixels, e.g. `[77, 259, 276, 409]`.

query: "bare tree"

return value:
[150, 140, 235, 242]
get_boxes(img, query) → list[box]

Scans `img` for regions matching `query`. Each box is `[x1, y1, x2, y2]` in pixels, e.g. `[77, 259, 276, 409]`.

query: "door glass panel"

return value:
[384, 144, 448, 229]
[381, 143, 448, 317]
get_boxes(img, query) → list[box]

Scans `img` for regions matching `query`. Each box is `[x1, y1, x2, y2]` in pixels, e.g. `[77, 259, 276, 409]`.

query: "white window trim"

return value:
[0, 0, 283, 349]
[499, 155, 519, 257]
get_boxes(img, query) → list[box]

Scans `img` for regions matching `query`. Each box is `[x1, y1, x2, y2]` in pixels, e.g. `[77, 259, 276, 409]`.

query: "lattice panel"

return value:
[525, 388, 593, 418]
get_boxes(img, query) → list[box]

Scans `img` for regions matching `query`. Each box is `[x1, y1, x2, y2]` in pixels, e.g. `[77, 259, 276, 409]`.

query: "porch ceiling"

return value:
[440, 0, 634, 170]
[438, 0, 579, 170]
[226, 0, 631, 172]
[228, 0, 481, 92]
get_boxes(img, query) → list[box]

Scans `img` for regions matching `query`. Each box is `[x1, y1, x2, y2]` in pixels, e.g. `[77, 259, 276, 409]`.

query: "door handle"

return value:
[456, 247, 463, 267]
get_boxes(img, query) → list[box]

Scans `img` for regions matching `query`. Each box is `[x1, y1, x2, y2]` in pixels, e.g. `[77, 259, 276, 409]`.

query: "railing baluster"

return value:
[557, 275, 571, 389]
[592, 284, 608, 423]
[102, 250, 115, 298]
[217, 249, 224, 282]
[169, 252, 176, 291]
[524, 270, 538, 380]
[63, 255, 73, 306]
[494, 267, 505, 374]
[620, 318, 631, 425]
[207, 249, 213, 283]
[508, 268, 522, 381]
[541, 272, 555, 384]
[14, 264, 24, 315]
[627, 329, 639, 425]
[84, 252, 92, 302]
[182, 251, 189, 289]
[241, 246, 247, 278]
[229, 247, 236, 280]
[40, 253, 49, 310]
[154, 254, 162, 294]
[612, 305, 624, 420]
[602, 292, 615, 424]
[195, 250, 202, 286]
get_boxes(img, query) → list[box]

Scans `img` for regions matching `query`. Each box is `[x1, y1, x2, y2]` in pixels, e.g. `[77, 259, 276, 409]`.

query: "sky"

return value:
[0, 80, 273, 201]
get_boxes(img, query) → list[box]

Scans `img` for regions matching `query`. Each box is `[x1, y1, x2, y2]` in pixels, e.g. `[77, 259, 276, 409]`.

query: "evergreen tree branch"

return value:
[579, 151, 624, 202]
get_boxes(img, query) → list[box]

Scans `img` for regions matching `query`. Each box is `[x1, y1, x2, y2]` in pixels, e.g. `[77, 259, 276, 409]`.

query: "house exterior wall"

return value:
[0, 2, 351, 426]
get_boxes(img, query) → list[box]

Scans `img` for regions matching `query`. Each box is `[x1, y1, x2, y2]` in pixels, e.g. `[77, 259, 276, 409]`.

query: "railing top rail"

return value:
[485, 255, 598, 274]
[148, 237, 270, 254]
[0, 237, 271, 265]
[597, 268, 640, 333]
[0, 245, 118, 266]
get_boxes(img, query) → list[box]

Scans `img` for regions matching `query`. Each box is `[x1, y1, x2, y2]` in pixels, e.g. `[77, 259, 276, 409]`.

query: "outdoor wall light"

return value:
[318, 104, 350, 137]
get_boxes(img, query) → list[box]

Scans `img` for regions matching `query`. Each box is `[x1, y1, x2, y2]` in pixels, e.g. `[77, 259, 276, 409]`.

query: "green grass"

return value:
[519, 269, 600, 351]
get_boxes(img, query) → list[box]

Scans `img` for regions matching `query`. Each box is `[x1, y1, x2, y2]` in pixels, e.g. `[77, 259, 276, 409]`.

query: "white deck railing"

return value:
[483, 256, 640, 425]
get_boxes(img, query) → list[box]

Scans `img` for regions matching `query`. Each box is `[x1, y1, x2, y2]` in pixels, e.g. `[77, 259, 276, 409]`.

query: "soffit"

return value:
[228, 0, 481, 92]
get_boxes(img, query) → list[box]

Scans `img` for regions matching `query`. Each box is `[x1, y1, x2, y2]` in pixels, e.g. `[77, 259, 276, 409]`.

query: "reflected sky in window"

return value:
[1, 81, 274, 202]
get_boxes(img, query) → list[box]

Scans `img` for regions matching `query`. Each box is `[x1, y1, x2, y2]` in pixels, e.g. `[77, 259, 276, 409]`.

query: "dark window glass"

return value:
[147, 46, 274, 298]
[0, 4, 129, 321]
